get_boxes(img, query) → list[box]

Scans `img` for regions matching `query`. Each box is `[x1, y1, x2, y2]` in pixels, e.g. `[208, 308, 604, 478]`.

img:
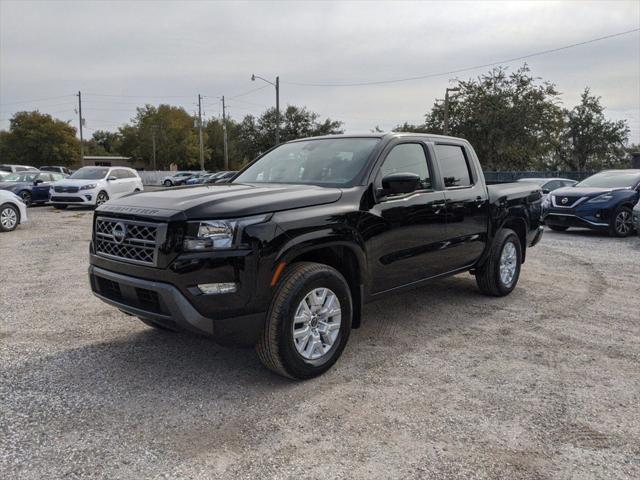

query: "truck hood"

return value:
[551, 186, 628, 198]
[98, 183, 343, 220]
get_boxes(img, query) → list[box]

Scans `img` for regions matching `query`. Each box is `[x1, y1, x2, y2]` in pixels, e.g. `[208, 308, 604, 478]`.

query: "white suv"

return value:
[49, 166, 143, 209]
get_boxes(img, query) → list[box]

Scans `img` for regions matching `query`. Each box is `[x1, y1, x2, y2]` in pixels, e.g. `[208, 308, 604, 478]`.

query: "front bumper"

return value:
[89, 265, 265, 345]
[50, 189, 97, 205]
[543, 212, 610, 230]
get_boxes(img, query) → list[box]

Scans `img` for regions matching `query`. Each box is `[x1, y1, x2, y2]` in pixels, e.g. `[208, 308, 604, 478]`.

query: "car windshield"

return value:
[69, 167, 109, 180]
[234, 138, 380, 187]
[3, 172, 39, 182]
[517, 178, 547, 186]
[577, 171, 640, 189]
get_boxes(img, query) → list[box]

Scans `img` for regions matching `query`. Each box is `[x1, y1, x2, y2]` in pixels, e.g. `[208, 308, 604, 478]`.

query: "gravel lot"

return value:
[1, 206, 639, 479]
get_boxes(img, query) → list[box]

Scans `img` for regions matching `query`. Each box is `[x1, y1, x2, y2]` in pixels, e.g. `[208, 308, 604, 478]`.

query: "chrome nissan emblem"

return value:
[561, 197, 569, 205]
[112, 222, 127, 244]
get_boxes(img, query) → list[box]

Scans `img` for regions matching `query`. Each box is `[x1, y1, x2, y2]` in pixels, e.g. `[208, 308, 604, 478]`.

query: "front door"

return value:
[365, 141, 449, 294]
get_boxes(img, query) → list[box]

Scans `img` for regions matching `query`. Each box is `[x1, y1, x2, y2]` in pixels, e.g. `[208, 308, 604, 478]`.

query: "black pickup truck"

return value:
[89, 133, 543, 379]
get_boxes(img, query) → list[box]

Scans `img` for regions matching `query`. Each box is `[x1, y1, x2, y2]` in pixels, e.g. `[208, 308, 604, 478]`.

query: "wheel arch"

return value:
[276, 238, 366, 329]
[499, 216, 528, 263]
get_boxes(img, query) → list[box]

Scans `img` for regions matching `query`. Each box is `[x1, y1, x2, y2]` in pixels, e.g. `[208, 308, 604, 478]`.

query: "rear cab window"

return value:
[434, 144, 473, 188]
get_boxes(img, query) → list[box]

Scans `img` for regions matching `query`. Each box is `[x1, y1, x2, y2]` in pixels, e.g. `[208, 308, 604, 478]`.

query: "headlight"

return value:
[587, 193, 614, 204]
[80, 183, 97, 190]
[182, 214, 270, 251]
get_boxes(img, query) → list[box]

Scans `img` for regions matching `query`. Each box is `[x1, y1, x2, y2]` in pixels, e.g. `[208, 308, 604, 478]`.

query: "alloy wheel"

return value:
[1, 207, 18, 230]
[615, 210, 632, 235]
[292, 288, 342, 360]
[499, 241, 517, 287]
[96, 193, 108, 205]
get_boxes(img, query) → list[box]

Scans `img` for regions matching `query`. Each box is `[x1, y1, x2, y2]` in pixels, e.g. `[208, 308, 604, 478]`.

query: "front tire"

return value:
[476, 228, 522, 297]
[18, 190, 32, 207]
[256, 262, 352, 380]
[0, 203, 19, 232]
[610, 206, 634, 237]
[548, 225, 569, 232]
[95, 191, 109, 206]
[164, 180, 172, 187]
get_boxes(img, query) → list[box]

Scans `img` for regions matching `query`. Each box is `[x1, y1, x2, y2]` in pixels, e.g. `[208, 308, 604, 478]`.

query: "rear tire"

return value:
[610, 206, 634, 237]
[476, 228, 522, 297]
[548, 225, 569, 232]
[137, 317, 179, 332]
[256, 262, 352, 380]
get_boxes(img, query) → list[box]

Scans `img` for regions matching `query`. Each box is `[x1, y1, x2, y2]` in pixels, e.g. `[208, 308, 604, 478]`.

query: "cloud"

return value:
[1, 0, 639, 142]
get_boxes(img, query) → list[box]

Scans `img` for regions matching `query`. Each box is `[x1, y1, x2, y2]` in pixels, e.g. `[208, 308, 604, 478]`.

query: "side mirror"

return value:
[34, 179, 44, 185]
[541, 188, 550, 194]
[107, 176, 117, 181]
[379, 173, 422, 197]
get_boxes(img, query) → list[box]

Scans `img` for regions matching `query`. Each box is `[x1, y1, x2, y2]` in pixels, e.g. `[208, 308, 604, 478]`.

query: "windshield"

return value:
[234, 138, 380, 187]
[3, 172, 39, 182]
[517, 178, 547, 186]
[577, 171, 640, 189]
[69, 167, 109, 180]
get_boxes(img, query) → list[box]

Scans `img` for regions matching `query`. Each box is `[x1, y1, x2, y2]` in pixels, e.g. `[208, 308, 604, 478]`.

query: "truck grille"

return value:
[94, 217, 166, 266]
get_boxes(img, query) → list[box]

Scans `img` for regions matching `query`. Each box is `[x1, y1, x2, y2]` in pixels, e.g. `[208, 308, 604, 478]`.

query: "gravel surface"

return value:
[1, 206, 639, 479]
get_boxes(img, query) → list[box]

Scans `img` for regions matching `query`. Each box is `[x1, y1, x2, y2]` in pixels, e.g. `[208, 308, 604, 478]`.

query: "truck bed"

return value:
[487, 182, 542, 204]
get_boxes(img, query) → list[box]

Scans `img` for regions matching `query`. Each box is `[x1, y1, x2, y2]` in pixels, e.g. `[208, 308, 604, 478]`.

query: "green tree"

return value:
[557, 88, 629, 171]
[118, 105, 202, 169]
[0, 111, 79, 166]
[423, 65, 564, 170]
[91, 130, 122, 154]
[235, 106, 343, 163]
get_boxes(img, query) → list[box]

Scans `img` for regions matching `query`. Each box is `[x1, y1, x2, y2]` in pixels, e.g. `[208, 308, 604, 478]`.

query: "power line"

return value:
[283, 27, 640, 87]
[227, 84, 270, 100]
[0, 94, 75, 106]
[84, 92, 195, 99]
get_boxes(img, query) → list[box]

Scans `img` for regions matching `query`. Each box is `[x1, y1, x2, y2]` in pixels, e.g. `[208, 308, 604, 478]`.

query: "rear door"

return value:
[366, 140, 449, 294]
[433, 142, 489, 270]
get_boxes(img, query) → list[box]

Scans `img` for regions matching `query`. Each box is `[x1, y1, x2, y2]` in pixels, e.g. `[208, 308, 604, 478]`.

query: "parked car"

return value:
[88, 133, 543, 379]
[0, 171, 65, 206]
[0, 190, 28, 232]
[0, 164, 39, 173]
[49, 166, 143, 209]
[184, 172, 211, 185]
[633, 198, 640, 236]
[162, 172, 194, 187]
[542, 169, 640, 237]
[40, 166, 71, 175]
[210, 171, 238, 184]
[516, 177, 577, 199]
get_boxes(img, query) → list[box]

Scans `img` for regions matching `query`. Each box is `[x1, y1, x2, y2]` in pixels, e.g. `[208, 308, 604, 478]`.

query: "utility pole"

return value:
[443, 87, 460, 136]
[198, 94, 204, 171]
[77, 91, 84, 164]
[151, 125, 158, 171]
[275, 76, 280, 145]
[222, 96, 229, 170]
[251, 74, 280, 146]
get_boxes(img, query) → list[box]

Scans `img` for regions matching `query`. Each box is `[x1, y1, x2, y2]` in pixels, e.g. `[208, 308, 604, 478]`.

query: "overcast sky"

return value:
[1, 0, 639, 143]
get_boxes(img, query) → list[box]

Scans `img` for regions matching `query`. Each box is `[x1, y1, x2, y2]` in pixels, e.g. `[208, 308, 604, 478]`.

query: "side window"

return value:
[113, 169, 126, 179]
[544, 180, 560, 191]
[380, 143, 431, 189]
[435, 144, 472, 188]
